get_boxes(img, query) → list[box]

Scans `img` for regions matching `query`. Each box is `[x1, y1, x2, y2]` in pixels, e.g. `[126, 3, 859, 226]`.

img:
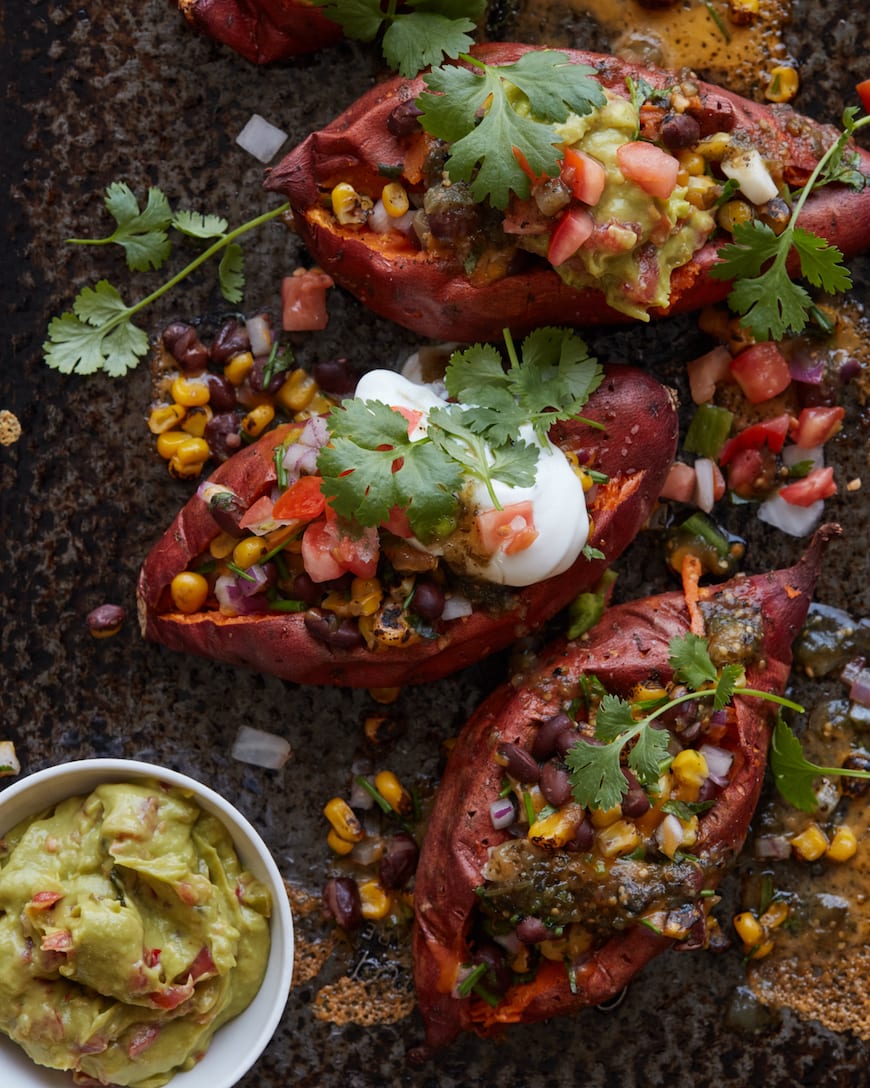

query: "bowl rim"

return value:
[0, 757, 294, 1088]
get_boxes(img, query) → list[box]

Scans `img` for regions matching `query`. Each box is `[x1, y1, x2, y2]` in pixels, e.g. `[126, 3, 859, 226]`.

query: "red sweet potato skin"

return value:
[411, 525, 838, 1056]
[178, 0, 342, 64]
[137, 365, 677, 688]
[265, 43, 870, 342]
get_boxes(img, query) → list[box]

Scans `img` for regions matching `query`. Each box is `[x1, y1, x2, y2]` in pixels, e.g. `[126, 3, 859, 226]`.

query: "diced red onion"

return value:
[849, 666, 870, 709]
[231, 725, 292, 769]
[245, 314, 273, 357]
[758, 493, 824, 537]
[237, 562, 276, 597]
[214, 575, 271, 615]
[787, 349, 825, 385]
[490, 797, 517, 830]
[839, 357, 861, 384]
[754, 834, 791, 860]
[235, 114, 288, 163]
[699, 743, 733, 786]
[442, 594, 473, 620]
[491, 930, 522, 955]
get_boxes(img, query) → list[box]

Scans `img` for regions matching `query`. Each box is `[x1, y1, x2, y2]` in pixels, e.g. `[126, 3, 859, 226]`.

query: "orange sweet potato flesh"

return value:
[265, 43, 870, 342]
[411, 524, 839, 1057]
[137, 365, 677, 688]
[177, 0, 342, 64]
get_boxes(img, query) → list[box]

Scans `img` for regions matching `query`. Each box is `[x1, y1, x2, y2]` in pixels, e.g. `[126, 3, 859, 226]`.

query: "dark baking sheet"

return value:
[1, 1, 868, 1085]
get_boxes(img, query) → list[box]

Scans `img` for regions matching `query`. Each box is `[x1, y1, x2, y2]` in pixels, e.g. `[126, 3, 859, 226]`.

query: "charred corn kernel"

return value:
[242, 403, 275, 438]
[209, 531, 237, 560]
[528, 805, 584, 850]
[826, 825, 858, 862]
[327, 828, 355, 856]
[168, 456, 206, 480]
[791, 822, 828, 862]
[181, 405, 213, 438]
[323, 796, 365, 843]
[728, 0, 759, 24]
[361, 605, 419, 649]
[672, 749, 709, 790]
[733, 911, 763, 947]
[299, 391, 334, 418]
[170, 571, 209, 614]
[232, 535, 270, 569]
[276, 368, 317, 413]
[633, 682, 668, 704]
[369, 686, 401, 705]
[172, 437, 210, 468]
[686, 174, 719, 210]
[156, 430, 189, 459]
[696, 131, 733, 162]
[590, 804, 622, 829]
[374, 770, 412, 815]
[596, 819, 641, 858]
[350, 577, 382, 616]
[331, 182, 373, 226]
[358, 879, 391, 921]
[677, 149, 706, 176]
[148, 402, 186, 434]
[224, 351, 254, 385]
[170, 375, 210, 408]
[765, 66, 799, 103]
[382, 181, 410, 217]
[760, 900, 789, 929]
[717, 198, 754, 235]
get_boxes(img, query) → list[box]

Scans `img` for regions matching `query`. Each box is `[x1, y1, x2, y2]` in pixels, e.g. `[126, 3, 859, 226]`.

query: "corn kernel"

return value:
[633, 683, 668, 704]
[677, 149, 706, 176]
[750, 939, 775, 959]
[791, 822, 828, 862]
[224, 351, 255, 386]
[331, 182, 373, 226]
[327, 828, 355, 856]
[232, 536, 270, 570]
[539, 937, 568, 961]
[148, 402, 186, 434]
[358, 879, 391, 921]
[596, 819, 641, 857]
[172, 437, 210, 468]
[733, 911, 763, 947]
[300, 392, 335, 417]
[242, 403, 275, 438]
[672, 749, 709, 790]
[826, 824, 858, 862]
[350, 577, 383, 616]
[181, 405, 213, 438]
[382, 182, 410, 217]
[209, 531, 237, 560]
[170, 571, 209, 614]
[374, 770, 412, 816]
[528, 805, 584, 850]
[760, 899, 789, 930]
[170, 374, 210, 408]
[368, 686, 401, 705]
[728, 0, 759, 24]
[686, 174, 719, 210]
[696, 131, 733, 162]
[323, 797, 365, 843]
[765, 66, 799, 104]
[590, 804, 622, 829]
[275, 369, 317, 413]
[717, 198, 754, 235]
[168, 456, 206, 480]
[156, 430, 189, 459]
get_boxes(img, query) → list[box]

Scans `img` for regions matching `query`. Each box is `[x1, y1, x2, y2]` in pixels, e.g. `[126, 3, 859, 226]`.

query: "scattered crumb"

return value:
[0, 741, 20, 777]
[0, 410, 21, 446]
[846, 478, 862, 492]
[312, 975, 416, 1027]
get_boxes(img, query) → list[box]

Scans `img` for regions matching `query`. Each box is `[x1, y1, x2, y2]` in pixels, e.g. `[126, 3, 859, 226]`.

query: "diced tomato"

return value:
[718, 414, 791, 466]
[333, 525, 380, 578]
[128, 1025, 160, 1059]
[659, 461, 697, 504]
[547, 207, 594, 266]
[41, 930, 73, 952]
[29, 891, 64, 910]
[272, 474, 327, 521]
[301, 519, 345, 582]
[144, 948, 161, 969]
[729, 342, 792, 404]
[791, 405, 845, 449]
[725, 447, 774, 498]
[476, 502, 538, 556]
[512, 145, 548, 186]
[281, 268, 334, 332]
[857, 79, 870, 114]
[382, 504, 414, 539]
[393, 405, 424, 438]
[239, 494, 281, 532]
[686, 346, 733, 405]
[560, 147, 607, 205]
[188, 946, 217, 981]
[615, 141, 679, 199]
[779, 466, 837, 507]
[149, 980, 195, 1010]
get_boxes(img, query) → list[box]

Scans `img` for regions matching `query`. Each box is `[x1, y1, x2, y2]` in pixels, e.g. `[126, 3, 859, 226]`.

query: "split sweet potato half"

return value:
[176, 0, 342, 64]
[137, 364, 677, 689]
[266, 43, 870, 341]
[411, 525, 838, 1056]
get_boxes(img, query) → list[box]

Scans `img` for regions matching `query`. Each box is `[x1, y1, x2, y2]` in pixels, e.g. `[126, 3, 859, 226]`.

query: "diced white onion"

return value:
[0, 740, 20, 777]
[368, 200, 393, 233]
[849, 666, 870, 709]
[721, 148, 779, 205]
[699, 743, 734, 785]
[758, 493, 825, 537]
[235, 114, 288, 163]
[231, 725, 292, 769]
[782, 444, 823, 469]
[692, 457, 716, 513]
[754, 834, 791, 860]
[441, 594, 473, 620]
[245, 314, 273, 357]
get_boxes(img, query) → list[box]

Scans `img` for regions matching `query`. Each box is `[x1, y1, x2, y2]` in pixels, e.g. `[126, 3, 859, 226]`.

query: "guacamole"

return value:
[0, 780, 272, 1087]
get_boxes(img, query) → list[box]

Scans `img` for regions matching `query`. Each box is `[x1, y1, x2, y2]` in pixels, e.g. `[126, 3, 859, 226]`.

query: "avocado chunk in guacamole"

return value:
[0, 779, 272, 1087]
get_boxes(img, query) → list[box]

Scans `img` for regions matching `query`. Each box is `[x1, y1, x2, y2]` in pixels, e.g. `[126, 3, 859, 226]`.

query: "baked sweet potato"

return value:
[266, 43, 870, 341]
[411, 525, 838, 1057]
[137, 363, 677, 688]
[177, 0, 342, 64]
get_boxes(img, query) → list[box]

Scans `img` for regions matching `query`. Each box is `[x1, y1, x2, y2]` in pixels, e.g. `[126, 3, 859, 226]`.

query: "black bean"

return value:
[687, 93, 736, 136]
[564, 816, 594, 853]
[203, 371, 237, 413]
[620, 769, 651, 819]
[210, 318, 250, 364]
[424, 183, 481, 241]
[378, 833, 419, 889]
[660, 112, 701, 150]
[840, 751, 870, 798]
[531, 713, 574, 760]
[472, 942, 511, 997]
[303, 611, 363, 650]
[411, 579, 445, 621]
[207, 490, 247, 535]
[163, 323, 209, 373]
[540, 760, 572, 807]
[323, 876, 362, 930]
[86, 603, 126, 637]
[290, 572, 321, 606]
[387, 99, 423, 138]
[496, 742, 540, 785]
[248, 354, 287, 395]
[515, 916, 550, 944]
[313, 356, 358, 397]
[204, 412, 243, 462]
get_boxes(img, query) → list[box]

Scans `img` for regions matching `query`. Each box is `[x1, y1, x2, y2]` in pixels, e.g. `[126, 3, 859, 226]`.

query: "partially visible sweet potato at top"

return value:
[177, 0, 342, 64]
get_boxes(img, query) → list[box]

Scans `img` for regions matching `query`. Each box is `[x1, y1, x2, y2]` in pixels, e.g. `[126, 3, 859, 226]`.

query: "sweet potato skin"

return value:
[411, 526, 838, 1057]
[137, 365, 677, 688]
[177, 0, 342, 64]
[265, 43, 870, 342]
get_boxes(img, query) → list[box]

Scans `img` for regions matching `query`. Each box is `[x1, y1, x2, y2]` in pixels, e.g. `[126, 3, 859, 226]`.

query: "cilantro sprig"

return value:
[416, 51, 606, 209]
[713, 108, 870, 341]
[769, 717, 870, 813]
[565, 632, 803, 811]
[43, 182, 289, 377]
[311, 0, 486, 78]
[317, 327, 603, 542]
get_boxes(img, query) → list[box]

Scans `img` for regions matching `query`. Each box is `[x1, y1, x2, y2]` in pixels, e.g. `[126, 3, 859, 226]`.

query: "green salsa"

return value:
[0, 780, 272, 1087]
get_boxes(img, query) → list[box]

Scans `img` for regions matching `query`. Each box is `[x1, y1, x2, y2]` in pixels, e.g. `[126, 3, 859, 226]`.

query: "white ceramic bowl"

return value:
[0, 758, 294, 1088]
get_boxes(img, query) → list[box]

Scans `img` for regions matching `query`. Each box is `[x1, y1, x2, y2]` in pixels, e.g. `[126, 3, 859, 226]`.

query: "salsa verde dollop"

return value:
[0, 779, 271, 1087]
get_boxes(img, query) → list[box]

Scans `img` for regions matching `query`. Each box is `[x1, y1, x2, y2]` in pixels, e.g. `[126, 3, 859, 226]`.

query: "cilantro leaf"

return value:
[791, 227, 852, 293]
[669, 632, 718, 689]
[629, 721, 672, 785]
[311, 0, 384, 39]
[769, 717, 870, 813]
[173, 209, 229, 239]
[43, 284, 148, 377]
[713, 663, 742, 711]
[565, 736, 629, 813]
[218, 243, 245, 303]
[418, 52, 605, 209]
[594, 692, 637, 742]
[67, 182, 173, 272]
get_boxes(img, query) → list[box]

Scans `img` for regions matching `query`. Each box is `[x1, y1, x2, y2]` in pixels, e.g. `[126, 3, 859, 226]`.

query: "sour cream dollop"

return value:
[353, 369, 589, 587]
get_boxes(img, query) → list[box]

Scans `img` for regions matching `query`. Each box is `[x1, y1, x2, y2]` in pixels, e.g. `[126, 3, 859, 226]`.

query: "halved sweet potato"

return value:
[411, 525, 838, 1056]
[137, 365, 677, 688]
[177, 0, 342, 64]
[266, 43, 870, 341]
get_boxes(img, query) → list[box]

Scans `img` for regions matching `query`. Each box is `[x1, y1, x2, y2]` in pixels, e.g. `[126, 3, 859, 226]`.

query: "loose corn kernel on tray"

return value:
[1, 1, 869, 1085]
